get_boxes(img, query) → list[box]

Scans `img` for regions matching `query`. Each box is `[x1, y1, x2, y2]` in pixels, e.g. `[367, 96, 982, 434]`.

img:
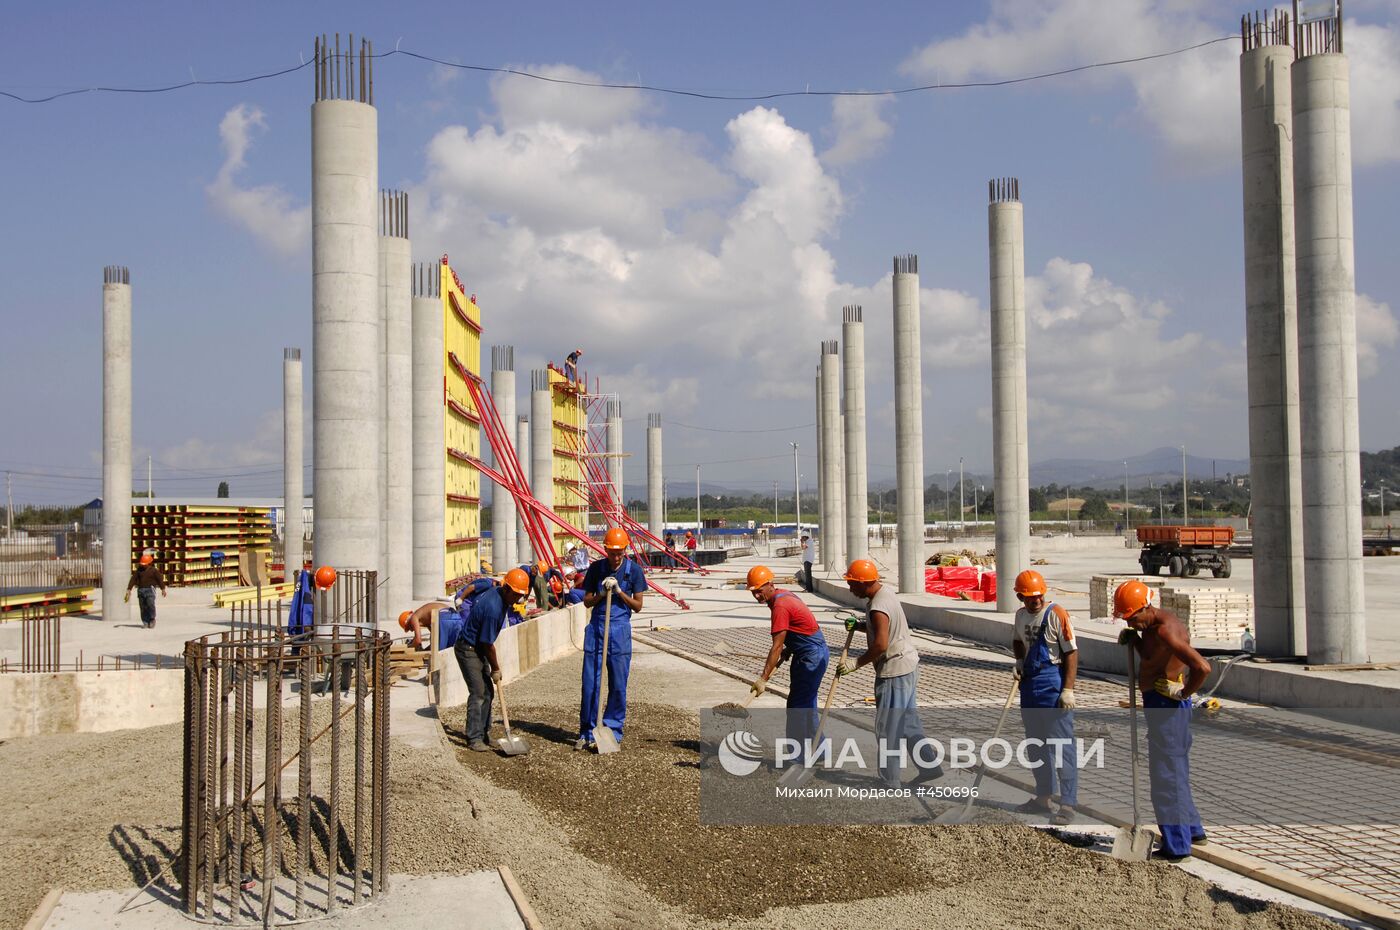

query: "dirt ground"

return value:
[0, 649, 1343, 930]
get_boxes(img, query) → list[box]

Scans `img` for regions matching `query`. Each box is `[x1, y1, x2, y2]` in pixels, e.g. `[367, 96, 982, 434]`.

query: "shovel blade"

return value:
[592, 726, 621, 755]
[1111, 826, 1153, 860]
[496, 731, 530, 756]
[932, 800, 976, 825]
[776, 764, 815, 789]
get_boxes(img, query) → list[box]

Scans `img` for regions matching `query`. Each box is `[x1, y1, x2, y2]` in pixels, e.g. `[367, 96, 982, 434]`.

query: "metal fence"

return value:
[19, 610, 61, 672]
[0, 532, 101, 589]
[180, 624, 391, 924]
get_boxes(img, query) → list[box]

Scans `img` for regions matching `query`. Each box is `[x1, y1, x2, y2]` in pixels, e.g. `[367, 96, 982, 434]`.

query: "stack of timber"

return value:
[131, 504, 274, 587]
[1089, 574, 1167, 619]
[1161, 586, 1254, 647]
[389, 642, 430, 681]
[0, 585, 93, 618]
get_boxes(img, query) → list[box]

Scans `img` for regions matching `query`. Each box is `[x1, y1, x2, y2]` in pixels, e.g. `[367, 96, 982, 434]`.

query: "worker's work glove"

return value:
[834, 662, 853, 679]
[843, 615, 860, 633]
[1058, 688, 1077, 710]
[602, 577, 619, 592]
[123, 592, 131, 603]
[1117, 628, 1140, 646]
[1012, 659, 1024, 681]
[749, 679, 767, 698]
[1154, 677, 1185, 700]
[491, 668, 503, 684]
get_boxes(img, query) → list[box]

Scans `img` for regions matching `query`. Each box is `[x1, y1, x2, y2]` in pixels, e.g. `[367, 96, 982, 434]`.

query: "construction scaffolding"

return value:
[441, 256, 484, 587]
[131, 504, 273, 587]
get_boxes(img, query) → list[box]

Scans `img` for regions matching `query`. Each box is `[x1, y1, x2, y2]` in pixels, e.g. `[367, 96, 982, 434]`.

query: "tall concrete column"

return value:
[516, 415, 532, 564]
[989, 181, 1031, 613]
[312, 36, 380, 577]
[647, 414, 663, 536]
[842, 306, 868, 562]
[101, 266, 132, 621]
[893, 256, 925, 592]
[819, 341, 845, 571]
[530, 371, 554, 564]
[1240, 16, 1307, 656]
[606, 400, 624, 512]
[380, 192, 412, 615]
[411, 263, 444, 599]
[283, 348, 305, 582]
[490, 346, 518, 569]
[1293, 38, 1367, 665]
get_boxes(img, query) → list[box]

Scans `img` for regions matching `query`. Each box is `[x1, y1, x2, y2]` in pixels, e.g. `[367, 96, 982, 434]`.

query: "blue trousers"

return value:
[786, 649, 828, 747]
[1019, 706, 1078, 806]
[137, 587, 157, 625]
[1143, 690, 1204, 856]
[579, 618, 632, 741]
[875, 670, 925, 787]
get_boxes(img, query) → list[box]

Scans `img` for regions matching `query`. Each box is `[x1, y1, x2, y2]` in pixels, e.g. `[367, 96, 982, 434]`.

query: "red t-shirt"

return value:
[769, 591, 820, 637]
[685, 536, 697, 550]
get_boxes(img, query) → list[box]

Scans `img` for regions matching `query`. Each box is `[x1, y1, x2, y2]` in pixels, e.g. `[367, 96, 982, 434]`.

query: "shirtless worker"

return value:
[1113, 579, 1212, 860]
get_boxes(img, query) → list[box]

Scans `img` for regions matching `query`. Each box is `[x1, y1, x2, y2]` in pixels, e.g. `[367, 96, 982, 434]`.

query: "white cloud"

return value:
[491, 63, 649, 132]
[821, 96, 894, 167]
[206, 105, 310, 256]
[1357, 292, 1400, 378]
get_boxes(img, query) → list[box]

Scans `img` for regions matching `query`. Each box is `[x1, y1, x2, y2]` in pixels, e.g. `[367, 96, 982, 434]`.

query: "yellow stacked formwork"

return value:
[548, 367, 588, 558]
[441, 258, 483, 585]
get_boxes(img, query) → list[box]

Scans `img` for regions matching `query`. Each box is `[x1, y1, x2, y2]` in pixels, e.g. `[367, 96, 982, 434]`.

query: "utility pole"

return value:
[1159, 488, 1164, 523]
[4, 472, 12, 538]
[945, 469, 952, 528]
[958, 457, 965, 530]
[975, 484, 982, 528]
[772, 480, 779, 527]
[1124, 460, 1130, 533]
[791, 442, 801, 535]
[1065, 487, 1071, 531]
[662, 477, 667, 529]
[695, 465, 701, 546]
[147, 454, 153, 501]
[1181, 444, 1188, 524]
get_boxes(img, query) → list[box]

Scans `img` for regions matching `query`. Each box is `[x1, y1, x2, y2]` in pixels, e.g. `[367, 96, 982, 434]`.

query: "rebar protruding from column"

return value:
[411, 261, 441, 298]
[1293, 0, 1343, 58]
[314, 34, 374, 104]
[379, 190, 408, 239]
[1242, 8, 1292, 51]
[988, 178, 1020, 203]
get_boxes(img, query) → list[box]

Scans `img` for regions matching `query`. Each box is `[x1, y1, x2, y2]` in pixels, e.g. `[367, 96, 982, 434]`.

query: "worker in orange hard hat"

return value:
[400, 600, 461, 652]
[684, 529, 698, 572]
[577, 526, 646, 750]
[1114, 579, 1212, 860]
[839, 559, 936, 787]
[746, 565, 830, 747]
[457, 568, 529, 752]
[124, 552, 167, 627]
[1011, 569, 1079, 824]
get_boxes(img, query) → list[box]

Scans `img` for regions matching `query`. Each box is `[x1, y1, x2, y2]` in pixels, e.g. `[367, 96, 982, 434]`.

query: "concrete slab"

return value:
[40, 872, 526, 929]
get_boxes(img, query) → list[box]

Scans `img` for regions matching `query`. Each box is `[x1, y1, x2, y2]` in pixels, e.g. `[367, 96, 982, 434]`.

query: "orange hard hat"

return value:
[503, 567, 531, 596]
[536, 561, 548, 575]
[138, 553, 154, 565]
[1114, 580, 1153, 619]
[314, 565, 337, 590]
[549, 577, 564, 595]
[603, 527, 630, 550]
[398, 610, 412, 631]
[1013, 570, 1046, 597]
[746, 565, 775, 590]
[843, 559, 879, 583]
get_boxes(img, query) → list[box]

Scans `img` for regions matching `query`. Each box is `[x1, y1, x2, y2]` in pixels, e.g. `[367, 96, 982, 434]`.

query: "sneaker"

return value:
[1191, 833, 1209, 845]
[574, 736, 592, 752]
[1014, 799, 1053, 815]
[1152, 848, 1190, 862]
[467, 740, 492, 753]
[1050, 806, 1076, 825]
[910, 764, 945, 784]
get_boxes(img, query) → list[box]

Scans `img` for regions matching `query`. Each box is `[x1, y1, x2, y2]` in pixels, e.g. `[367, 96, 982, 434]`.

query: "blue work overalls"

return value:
[771, 592, 830, 747]
[1019, 604, 1078, 806]
[1143, 689, 1205, 856]
[578, 559, 642, 743]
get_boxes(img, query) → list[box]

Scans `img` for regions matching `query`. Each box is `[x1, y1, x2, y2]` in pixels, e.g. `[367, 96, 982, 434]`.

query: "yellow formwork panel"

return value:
[442, 258, 483, 583]
[548, 368, 588, 559]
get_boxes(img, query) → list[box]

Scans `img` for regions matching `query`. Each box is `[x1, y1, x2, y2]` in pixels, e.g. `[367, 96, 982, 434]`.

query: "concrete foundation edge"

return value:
[0, 669, 184, 740]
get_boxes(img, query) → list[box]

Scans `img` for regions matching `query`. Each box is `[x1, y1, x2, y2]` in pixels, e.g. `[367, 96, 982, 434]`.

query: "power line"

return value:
[1, 36, 1240, 106]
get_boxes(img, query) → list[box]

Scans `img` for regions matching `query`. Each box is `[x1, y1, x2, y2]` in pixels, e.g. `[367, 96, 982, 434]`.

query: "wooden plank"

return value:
[497, 865, 545, 930]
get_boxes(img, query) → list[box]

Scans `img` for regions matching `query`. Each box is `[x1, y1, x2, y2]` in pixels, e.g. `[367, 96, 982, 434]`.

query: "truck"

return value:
[1135, 525, 1235, 579]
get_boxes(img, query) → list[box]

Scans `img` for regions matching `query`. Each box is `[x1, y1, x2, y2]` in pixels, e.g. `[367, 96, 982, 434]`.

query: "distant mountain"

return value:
[1030, 447, 1249, 489]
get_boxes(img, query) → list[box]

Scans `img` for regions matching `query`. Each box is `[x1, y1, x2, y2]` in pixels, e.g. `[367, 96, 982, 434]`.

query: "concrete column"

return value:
[283, 348, 305, 583]
[814, 371, 822, 545]
[842, 307, 868, 562]
[378, 241, 388, 585]
[411, 265, 444, 599]
[312, 38, 380, 578]
[819, 341, 845, 571]
[606, 400, 624, 512]
[516, 415, 532, 564]
[101, 266, 132, 621]
[893, 256, 925, 593]
[490, 346, 518, 569]
[1241, 32, 1307, 656]
[1293, 49, 1367, 664]
[530, 371, 554, 564]
[988, 181, 1031, 613]
[647, 414, 663, 536]
[380, 192, 412, 616]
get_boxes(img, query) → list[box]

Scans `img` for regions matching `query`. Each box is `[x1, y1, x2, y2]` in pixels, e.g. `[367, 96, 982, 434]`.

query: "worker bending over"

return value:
[578, 527, 646, 749]
[745, 565, 830, 747]
[457, 568, 529, 752]
[1011, 570, 1079, 825]
[838, 559, 932, 788]
[124, 553, 167, 628]
[1114, 580, 1212, 860]
[399, 601, 457, 651]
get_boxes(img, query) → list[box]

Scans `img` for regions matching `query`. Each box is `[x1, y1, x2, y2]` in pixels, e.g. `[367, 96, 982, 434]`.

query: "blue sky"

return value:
[1, 0, 1397, 504]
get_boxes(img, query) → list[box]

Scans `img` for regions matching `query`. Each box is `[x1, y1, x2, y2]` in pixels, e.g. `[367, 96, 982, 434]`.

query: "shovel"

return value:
[1112, 641, 1153, 860]
[934, 673, 1019, 824]
[713, 683, 765, 719]
[494, 679, 530, 756]
[591, 587, 621, 755]
[776, 624, 857, 789]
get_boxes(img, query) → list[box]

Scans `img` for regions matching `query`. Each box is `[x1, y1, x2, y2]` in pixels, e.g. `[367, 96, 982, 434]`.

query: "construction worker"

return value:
[568, 543, 588, 573]
[518, 562, 551, 611]
[800, 534, 815, 591]
[684, 530, 698, 572]
[578, 527, 646, 749]
[399, 601, 459, 651]
[564, 348, 583, 382]
[1114, 579, 1212, 860]
[838, 559, 933, 787]
[746, 565, 829, 747]
[457, 567, 530, 752]
[1011, 570, 1079, 825]
[124, 553, 167, 628]
[664, 533, 678, 569]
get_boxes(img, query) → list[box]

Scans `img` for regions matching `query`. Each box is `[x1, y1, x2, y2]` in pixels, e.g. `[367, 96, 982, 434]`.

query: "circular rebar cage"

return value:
[180, 621, 391, 925]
